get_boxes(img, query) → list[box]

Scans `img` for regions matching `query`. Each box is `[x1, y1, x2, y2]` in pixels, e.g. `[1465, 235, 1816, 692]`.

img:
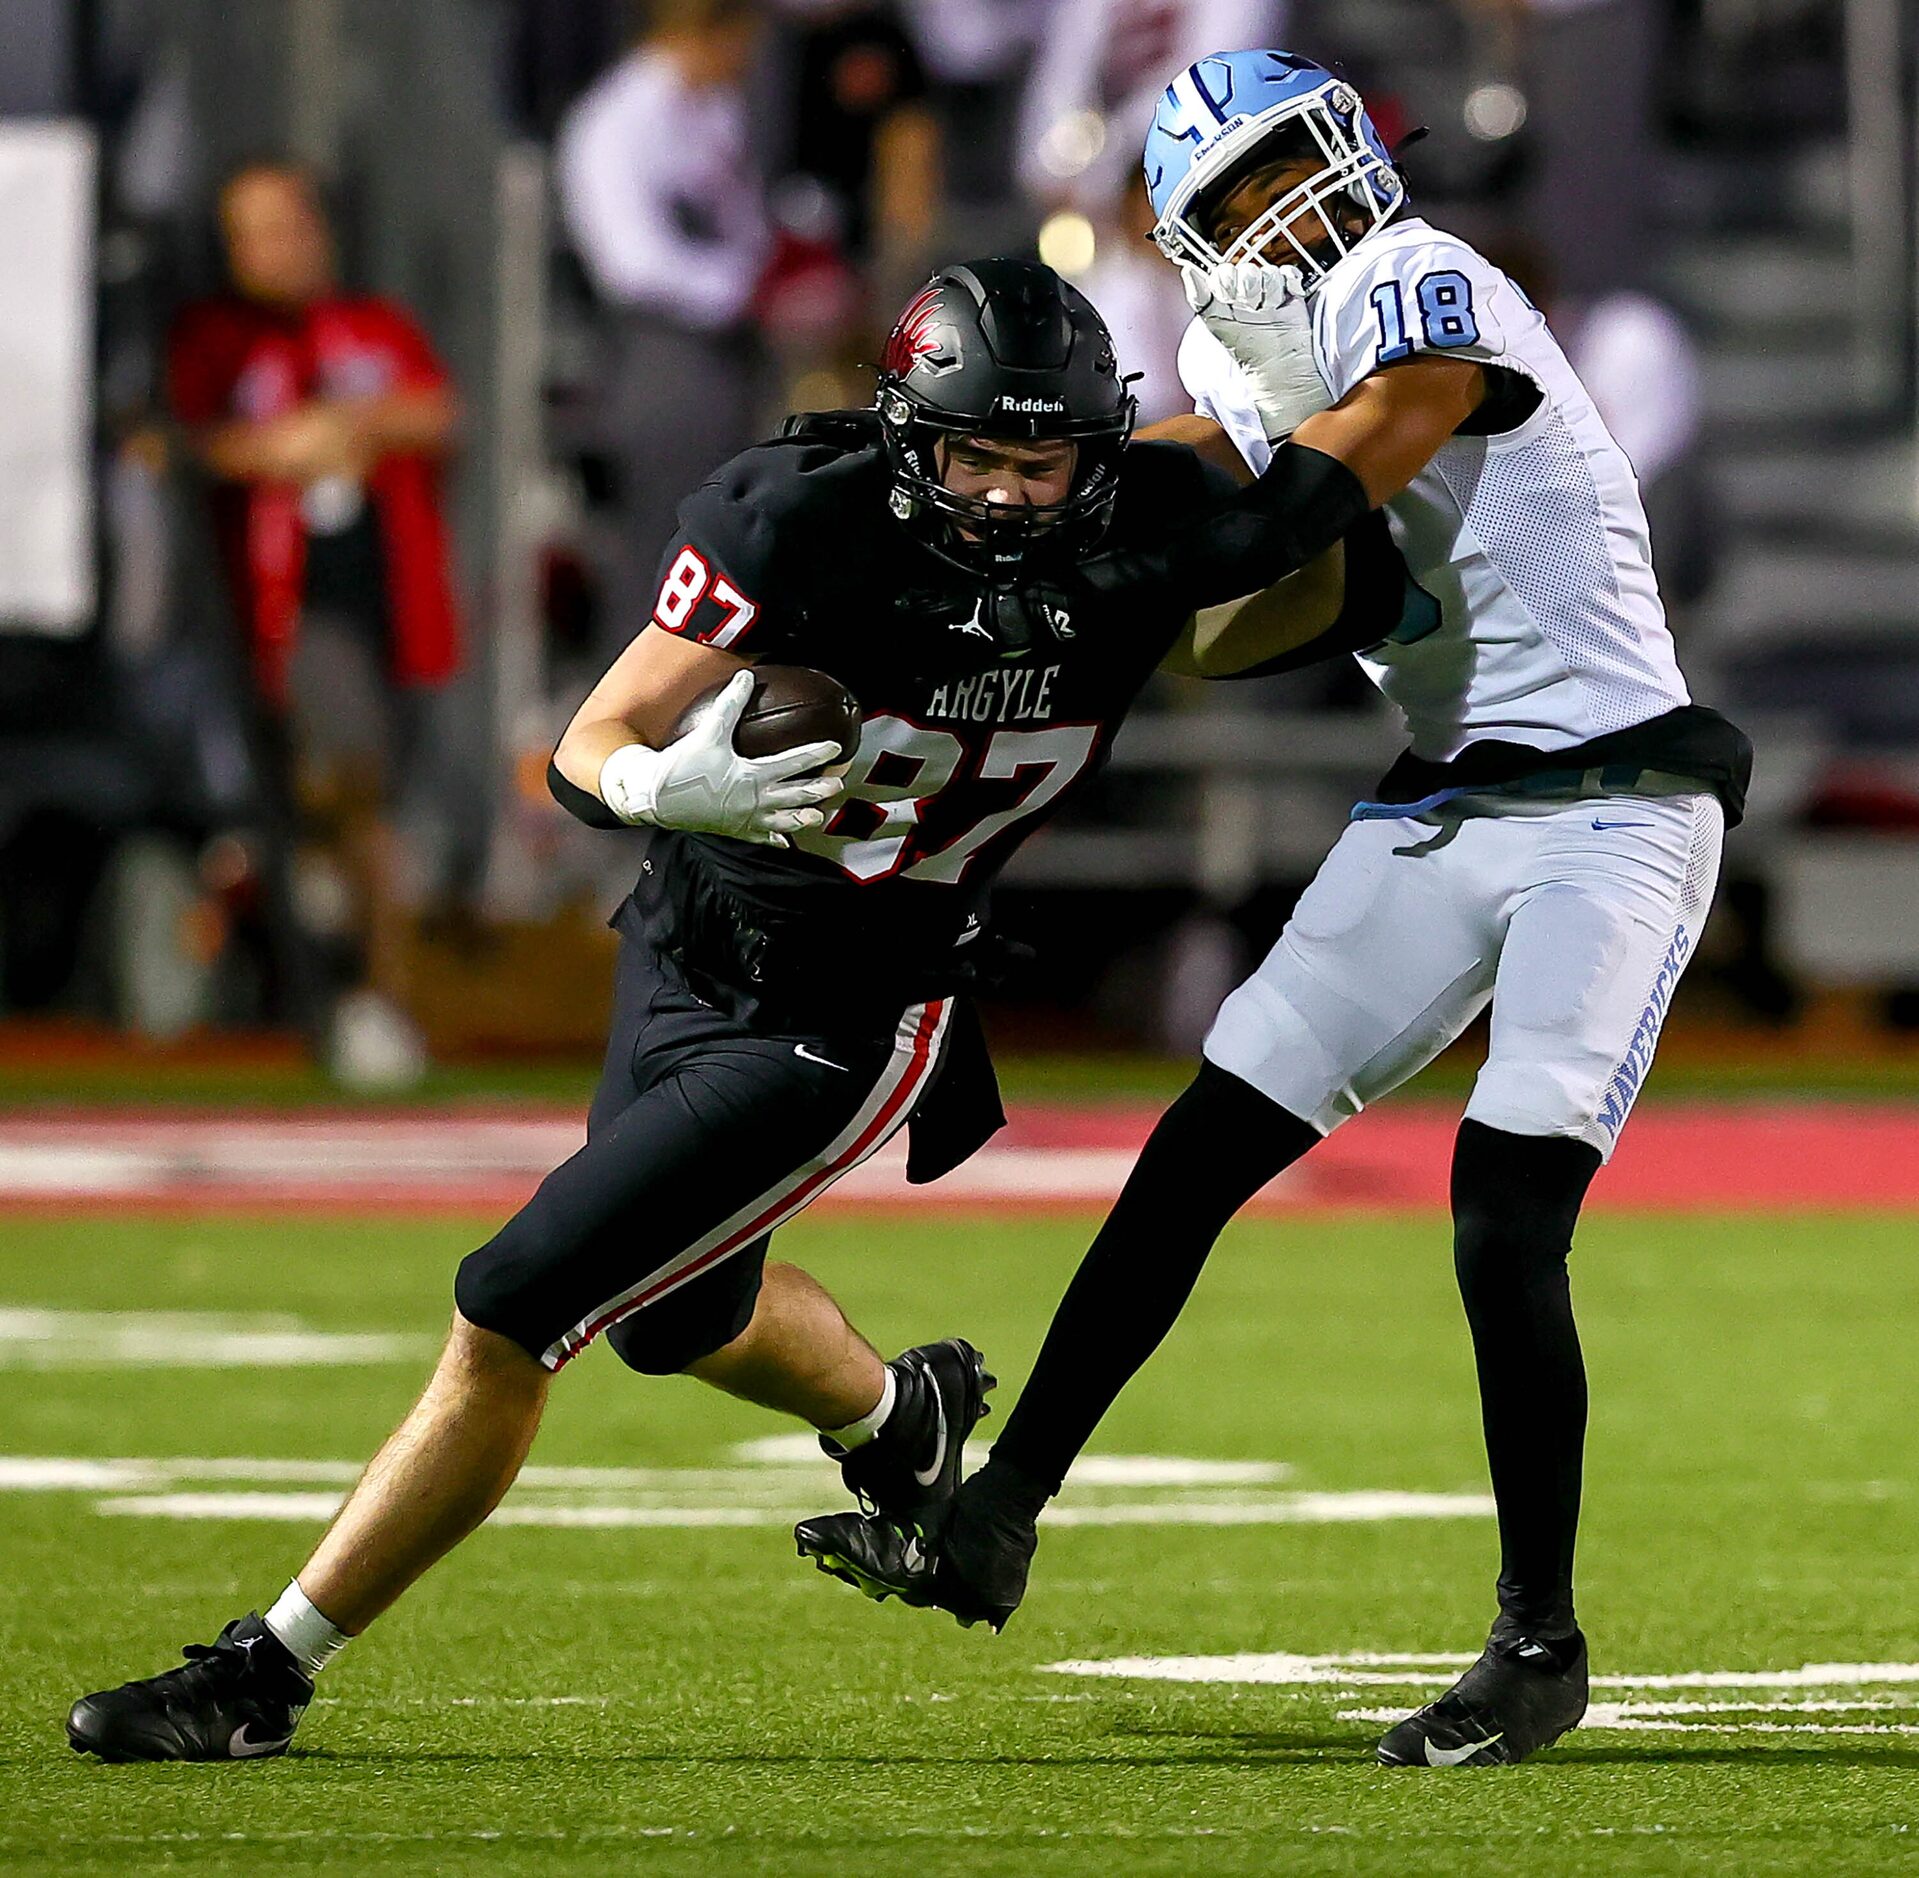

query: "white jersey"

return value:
[1178, 217, 1690, 762]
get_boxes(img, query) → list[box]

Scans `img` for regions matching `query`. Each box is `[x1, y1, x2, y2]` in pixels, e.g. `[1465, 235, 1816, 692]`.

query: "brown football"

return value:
[679, 664, 863, 763]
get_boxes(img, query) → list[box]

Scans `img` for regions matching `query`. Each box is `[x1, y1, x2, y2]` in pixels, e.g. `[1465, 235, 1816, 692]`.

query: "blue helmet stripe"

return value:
[1189, 59, 1233, 119]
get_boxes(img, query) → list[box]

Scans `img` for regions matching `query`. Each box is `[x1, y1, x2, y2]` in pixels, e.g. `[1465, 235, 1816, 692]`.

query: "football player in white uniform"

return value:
[797, 50, 1753, 1770]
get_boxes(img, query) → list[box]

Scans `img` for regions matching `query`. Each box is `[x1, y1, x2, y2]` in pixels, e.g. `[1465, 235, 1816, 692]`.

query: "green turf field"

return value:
[3, 1210, 1916, 1875]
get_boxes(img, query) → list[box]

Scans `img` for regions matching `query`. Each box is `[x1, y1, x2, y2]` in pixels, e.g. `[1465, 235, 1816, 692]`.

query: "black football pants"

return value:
[456, 935, 950, 1374]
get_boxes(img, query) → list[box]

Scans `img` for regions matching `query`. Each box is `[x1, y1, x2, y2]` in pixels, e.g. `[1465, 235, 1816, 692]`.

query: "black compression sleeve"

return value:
[1452, 1120, 1600, 1638]
[1212, 510, 1433, 680]
[546, 757, 626, 831]
[1092, 442, 1371, 614]
[986, 1063, 1321, 1497]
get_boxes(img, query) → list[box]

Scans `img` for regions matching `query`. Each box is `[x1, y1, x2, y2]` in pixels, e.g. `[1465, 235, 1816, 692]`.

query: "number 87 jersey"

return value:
[1179, 216, 1693, 763]
[642, 429, 1234, 980]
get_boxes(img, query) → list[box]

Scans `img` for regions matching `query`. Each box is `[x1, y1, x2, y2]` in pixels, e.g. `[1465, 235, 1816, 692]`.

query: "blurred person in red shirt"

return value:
[167, 160, 462, 1086]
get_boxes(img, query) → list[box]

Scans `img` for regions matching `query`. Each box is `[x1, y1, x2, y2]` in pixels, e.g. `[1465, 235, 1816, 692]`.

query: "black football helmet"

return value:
[876, 259, 1137, 581]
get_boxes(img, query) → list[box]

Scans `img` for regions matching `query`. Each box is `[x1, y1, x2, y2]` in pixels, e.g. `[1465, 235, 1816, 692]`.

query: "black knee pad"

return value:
[603, 1242, 767, 1376]
[1451, 1120, 1601, 1294]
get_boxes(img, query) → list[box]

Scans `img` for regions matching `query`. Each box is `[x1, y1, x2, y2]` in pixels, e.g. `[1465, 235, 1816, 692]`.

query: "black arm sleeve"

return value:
[1211, 509, 1435, 680]
[547, 757, 626, 831]
[1089, 441, 1372, 614]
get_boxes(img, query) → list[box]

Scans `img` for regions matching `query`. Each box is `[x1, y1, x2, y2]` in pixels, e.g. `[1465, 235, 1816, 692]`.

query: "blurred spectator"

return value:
[557, 0, 771, 650]
[1489, 235, 1716, 607]
[167, 159, 461, 1086]
[1022, 5, 1288, 422]
[1017, 1, 1289, 215]
[1075, 177, 1192, 424]
[503, 0, 625, 143]
[764, 1, 942, 274]
[1459, 0, 1656, 296]
[898, 0, 1049, 215]
[899, 0, 1049, 84]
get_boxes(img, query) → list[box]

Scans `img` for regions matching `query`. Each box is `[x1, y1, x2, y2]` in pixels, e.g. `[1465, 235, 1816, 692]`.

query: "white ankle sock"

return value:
[263, 1581, 352, 1678]
[824, 1366, 897, 1451]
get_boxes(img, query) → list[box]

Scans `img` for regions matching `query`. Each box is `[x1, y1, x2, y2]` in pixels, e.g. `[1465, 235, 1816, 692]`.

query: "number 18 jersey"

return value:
[1178, 215, 1691, 764]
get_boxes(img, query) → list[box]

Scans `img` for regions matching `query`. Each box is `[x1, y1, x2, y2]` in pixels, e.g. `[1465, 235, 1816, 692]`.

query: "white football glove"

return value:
[1180, 260, 1333, 442]
[598, 670, 845, 848]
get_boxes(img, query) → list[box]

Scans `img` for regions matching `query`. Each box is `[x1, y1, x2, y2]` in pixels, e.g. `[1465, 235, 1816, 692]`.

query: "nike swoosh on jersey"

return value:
[911, 1363, 948, 1487]
[1591, 819, 1653, 831]
[1423, 1731, 1502, 1767]
[793, 1044, 849, 1072]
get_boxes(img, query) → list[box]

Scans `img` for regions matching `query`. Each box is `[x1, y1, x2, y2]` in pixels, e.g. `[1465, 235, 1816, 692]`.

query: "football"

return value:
[682, 664, 862, 765]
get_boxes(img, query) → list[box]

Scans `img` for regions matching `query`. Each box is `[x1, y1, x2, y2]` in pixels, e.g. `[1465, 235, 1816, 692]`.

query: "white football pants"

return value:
[1204, 789, 1724, 1159]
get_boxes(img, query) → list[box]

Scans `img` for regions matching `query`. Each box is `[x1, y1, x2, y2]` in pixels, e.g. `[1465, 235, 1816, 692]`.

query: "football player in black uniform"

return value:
[68, 258, 1397, 1762]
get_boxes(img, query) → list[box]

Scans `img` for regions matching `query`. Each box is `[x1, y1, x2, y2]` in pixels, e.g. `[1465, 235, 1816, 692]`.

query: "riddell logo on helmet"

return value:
[995, 396, 1067, 414]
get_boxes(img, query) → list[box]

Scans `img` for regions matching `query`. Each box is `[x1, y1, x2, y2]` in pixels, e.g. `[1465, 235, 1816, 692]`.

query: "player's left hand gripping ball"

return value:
[599, 670, 846, 847]
[1181, 260, 1332, 441]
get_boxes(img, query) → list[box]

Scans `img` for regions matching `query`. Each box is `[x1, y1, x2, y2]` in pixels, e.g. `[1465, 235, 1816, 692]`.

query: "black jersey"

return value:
[629, 432, 1238, 1013]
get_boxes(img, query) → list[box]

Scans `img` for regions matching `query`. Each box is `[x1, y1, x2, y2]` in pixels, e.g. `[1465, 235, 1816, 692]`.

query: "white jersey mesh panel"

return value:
[1433, 418, 1673, 734]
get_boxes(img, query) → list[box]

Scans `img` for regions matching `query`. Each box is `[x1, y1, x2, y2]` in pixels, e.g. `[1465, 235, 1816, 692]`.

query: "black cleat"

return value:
[796, 1463, 1040, 1633]
[68, 1614, 313, 1763]
[821, 1338, 995, 1520]
[1376, 1628, 1588, 1768]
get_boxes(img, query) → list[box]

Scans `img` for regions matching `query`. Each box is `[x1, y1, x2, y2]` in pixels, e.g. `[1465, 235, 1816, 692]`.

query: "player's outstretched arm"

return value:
[1293, 356, 1487, 509]
[1160, 506, 1439, 681]
[1158, 542, 1346, 677]
[1135, 412, 1257, 487]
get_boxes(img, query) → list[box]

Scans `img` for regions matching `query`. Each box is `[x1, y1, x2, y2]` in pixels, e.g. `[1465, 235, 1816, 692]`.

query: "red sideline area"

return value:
[0, 1101, 1914, 1213]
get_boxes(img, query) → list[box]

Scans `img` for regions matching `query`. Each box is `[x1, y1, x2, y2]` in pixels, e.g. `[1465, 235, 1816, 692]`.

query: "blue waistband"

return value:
[1349, 762, 1659, 823]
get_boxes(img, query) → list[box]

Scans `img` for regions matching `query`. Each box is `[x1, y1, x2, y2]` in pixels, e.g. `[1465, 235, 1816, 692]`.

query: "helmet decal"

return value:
[883, 286, 950, 376]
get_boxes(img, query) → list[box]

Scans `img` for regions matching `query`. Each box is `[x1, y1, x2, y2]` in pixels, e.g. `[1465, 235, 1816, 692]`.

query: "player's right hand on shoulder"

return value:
[599, 671, 845, 848]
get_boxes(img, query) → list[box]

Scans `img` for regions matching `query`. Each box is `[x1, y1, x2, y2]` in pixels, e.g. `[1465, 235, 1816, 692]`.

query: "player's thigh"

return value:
[457, 1006, 942, 1372]
[1469, 792, 1724, 1157]
[1204, 817, 1498, 1134]
[584, 935, 666, 1136]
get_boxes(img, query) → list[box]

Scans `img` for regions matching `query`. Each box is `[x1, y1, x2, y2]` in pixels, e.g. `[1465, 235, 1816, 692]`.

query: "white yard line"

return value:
[1047, 1492, 1492, 1526]
[0, 1447, 1495, 1530]
[1336, 1706, 1919, 1736]
[732, 1434, 1292, 1486]
[0, 1305, 426, 1368]
[87, 1489, 1492, 1529]
[1045, 1652, 1919, 1693]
